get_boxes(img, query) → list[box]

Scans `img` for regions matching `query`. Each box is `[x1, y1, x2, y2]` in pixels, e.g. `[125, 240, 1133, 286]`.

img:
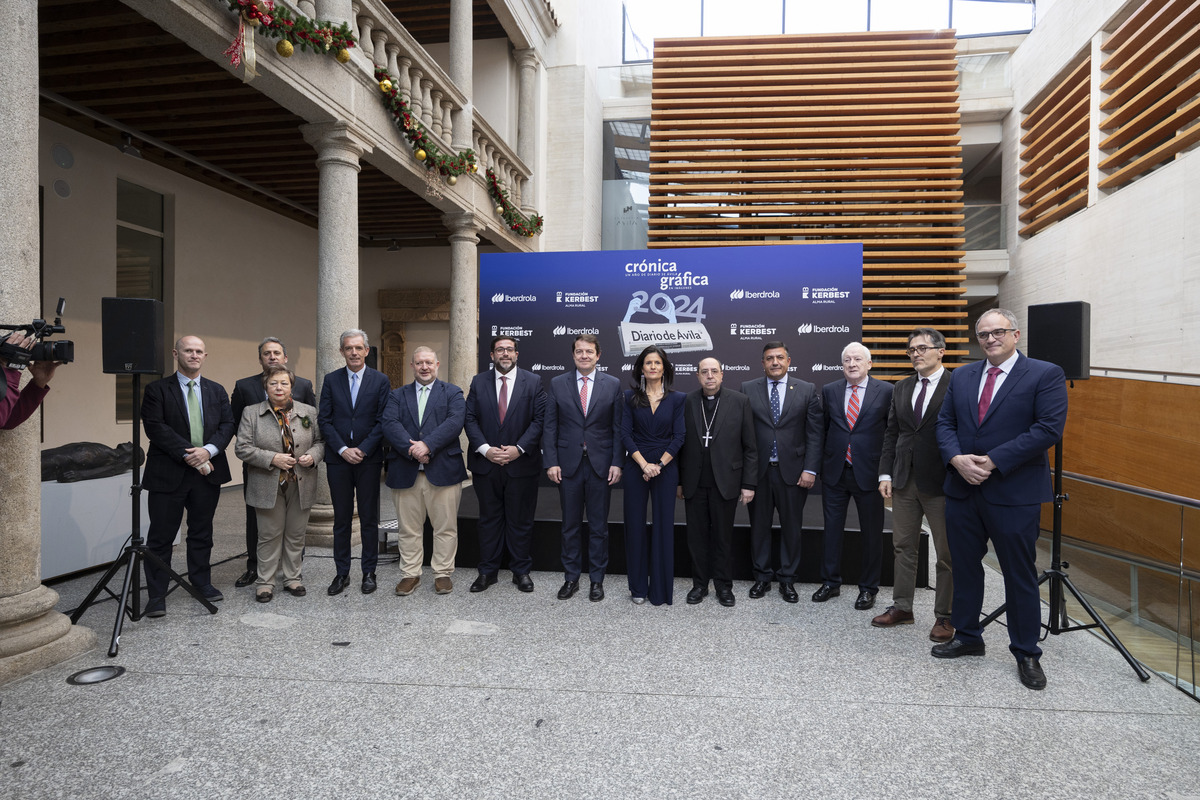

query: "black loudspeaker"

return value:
[102, 297, 165, 375]
[1027, 301, 1090, 380]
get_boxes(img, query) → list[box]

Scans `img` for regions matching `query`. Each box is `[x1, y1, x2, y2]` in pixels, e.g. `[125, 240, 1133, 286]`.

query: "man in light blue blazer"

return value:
[934, 308, 1067, 691]
[381, 346, 467, 596]
[543, 335, 623, 602]
[318, 329, 392, 596]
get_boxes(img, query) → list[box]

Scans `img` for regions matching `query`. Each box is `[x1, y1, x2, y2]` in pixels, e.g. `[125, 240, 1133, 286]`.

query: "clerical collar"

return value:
[703, 389, 721, 401]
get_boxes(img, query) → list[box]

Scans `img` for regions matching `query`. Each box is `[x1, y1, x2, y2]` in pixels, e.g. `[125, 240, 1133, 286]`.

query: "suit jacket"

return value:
[231, 372, 316, 430]
[381, 378, 468, 489]
[880, 371, 950, 495]
[937, 352, 1067, 506]
[542, 370, 624, 478]
[235, 400, 324, 509]
[821, 377, 893, 492]
[741, 375, 823, 485]
[679, 388, 758, 501]
[317, 365, 391, 464]
[141, 373, 235, 492]
[464, 367, 546, 479]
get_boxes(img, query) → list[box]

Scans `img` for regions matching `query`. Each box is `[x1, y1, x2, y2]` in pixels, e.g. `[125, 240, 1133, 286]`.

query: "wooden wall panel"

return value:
[1018, 56, 1090, 237]
[649, 31, 966, 379]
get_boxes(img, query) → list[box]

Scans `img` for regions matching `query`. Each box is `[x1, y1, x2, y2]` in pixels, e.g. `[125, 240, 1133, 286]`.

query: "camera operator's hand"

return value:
[28, 359, 59, 388]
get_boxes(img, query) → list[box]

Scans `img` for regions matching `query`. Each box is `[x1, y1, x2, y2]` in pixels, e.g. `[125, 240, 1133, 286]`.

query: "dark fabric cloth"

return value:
[685, 485, 737, 590]
[819, 463, 884, 592]
[327, 458, 382, 575]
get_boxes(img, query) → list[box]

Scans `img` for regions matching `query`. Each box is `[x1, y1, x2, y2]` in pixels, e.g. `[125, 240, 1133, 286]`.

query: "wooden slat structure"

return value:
[1098, 0, 1200, 190]
[648, 31, 967, 378]
[1018, 56, 1090, 237]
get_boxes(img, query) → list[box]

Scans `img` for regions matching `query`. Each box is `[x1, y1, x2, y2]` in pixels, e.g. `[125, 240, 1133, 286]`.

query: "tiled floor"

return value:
[4, 487, 1198, 800]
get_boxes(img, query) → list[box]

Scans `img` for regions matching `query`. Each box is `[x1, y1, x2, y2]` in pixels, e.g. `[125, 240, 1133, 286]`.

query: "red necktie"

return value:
[498, 375, 509, 425]
[845, 384, 860, 463]
[978, 367, 1001, 424]
[579, 375, 588, 416]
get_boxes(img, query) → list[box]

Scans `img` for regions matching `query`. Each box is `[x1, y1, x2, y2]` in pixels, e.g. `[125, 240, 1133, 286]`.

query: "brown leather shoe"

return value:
[395, 576, 421, 596]
[871, 606, 915, 627]
[434, 576, 453, 595]
[929, 617, 955, 643]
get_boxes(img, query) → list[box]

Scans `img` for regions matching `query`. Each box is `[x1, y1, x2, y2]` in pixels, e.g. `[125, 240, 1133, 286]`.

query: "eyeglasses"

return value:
[492, 346, 516, 354]
[905, 345, 941, 356]
[976, 328, 1016, 341]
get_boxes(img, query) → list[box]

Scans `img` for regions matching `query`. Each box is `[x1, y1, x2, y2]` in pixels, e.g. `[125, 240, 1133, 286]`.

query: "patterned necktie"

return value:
[579, 376, 589, 416]
[914, 378, 930, 423]
[845, 383, 860, 463]
[769, 381, 781, 461]
[187, 380, 203, 447]
[498, 375, 508, 424]
[417, 384, 428, 425]
[978, 366, 1002, 424]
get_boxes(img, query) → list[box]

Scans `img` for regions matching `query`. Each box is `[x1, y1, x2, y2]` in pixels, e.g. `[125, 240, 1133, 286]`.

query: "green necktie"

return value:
[187, 379, 204, 447]
[417, 384, 428, 425]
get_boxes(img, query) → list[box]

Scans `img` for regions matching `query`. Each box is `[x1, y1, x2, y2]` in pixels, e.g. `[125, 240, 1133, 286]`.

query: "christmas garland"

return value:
[374, 67, 477, 182]
[486, 168, 543, 237]
[219, 0, 357, 77]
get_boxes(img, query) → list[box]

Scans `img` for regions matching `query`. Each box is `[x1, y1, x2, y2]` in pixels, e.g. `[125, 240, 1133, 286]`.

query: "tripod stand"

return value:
[981, 438, 1150, 681]
[69, 372, 217, 657]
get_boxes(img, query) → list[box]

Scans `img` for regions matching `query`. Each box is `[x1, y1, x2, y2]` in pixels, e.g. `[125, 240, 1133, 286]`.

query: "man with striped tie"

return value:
[813, 342, 893, 610]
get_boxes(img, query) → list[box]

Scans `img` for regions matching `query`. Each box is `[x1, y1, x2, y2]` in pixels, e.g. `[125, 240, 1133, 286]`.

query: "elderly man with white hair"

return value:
[812, 342, 893, 610]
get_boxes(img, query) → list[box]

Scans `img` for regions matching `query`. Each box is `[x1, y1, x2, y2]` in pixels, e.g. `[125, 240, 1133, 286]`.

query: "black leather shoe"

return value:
[931, 638, 987, 659]
[327, 574, 350, 596]
[198, 584, 224, 603]
[716, 587, 736, 607]
[778, 582, 799, 603]
[748, 581, 770, 599]
[469, 573, 497, 593]
[811, 583, 840, 603]
[557, 580, 579, 600]
[361, 573, 377, 594]
[144, 598, 166, 618]
[686, 586, 708, 605]
[854, 589, 877, 610]
[235, 569, 256, 588]
[514, 573, 534, 593]
[1018, 657, 1047, 690]
[589, 582, 604, 602]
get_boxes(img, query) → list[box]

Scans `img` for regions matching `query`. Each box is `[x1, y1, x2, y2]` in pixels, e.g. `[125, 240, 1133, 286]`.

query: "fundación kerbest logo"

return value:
[491, 292, 537, 303]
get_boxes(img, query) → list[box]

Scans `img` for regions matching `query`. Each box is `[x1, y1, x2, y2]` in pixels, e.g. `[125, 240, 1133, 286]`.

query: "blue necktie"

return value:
[769, 381, 781, 462]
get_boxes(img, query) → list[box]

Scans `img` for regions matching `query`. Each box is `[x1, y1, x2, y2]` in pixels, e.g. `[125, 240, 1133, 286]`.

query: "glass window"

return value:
[704, 0, 784, 37]
[624, 0, 702, 61]
[116, 179, 164, 231]
[785, 0, 869, 34]
[115, 181, 165, 422]
[869, 0, 950, 31]
[952, 0, 1033, 36]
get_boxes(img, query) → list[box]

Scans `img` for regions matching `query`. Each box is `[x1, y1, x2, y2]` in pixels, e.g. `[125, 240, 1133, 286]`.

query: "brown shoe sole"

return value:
[434, 580, 453, 595]
[395, 580, 420, 596]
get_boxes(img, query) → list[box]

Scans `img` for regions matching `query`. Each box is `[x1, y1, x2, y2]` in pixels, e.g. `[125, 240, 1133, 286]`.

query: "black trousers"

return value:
[748, 463, 810, 582]
[820, 463, 884, 592]
[144, 470, 220, 600]
[685, 486, 737, 591]
[327, 459, 383, 576]
[472, 468, 538, 577]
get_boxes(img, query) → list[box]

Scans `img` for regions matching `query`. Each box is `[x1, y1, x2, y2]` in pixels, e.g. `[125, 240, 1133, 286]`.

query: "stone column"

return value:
[299, 121, 373, 545]
[449, 0, 473, 151]
[515, 48, 541, 212]
[442, 212, 481, 391]
[314, 0, 353, 29]
[0, 0, 95, 684]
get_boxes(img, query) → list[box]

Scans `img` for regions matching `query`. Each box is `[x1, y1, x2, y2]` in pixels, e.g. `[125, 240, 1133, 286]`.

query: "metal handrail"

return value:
[1062, 471, 1200, 510]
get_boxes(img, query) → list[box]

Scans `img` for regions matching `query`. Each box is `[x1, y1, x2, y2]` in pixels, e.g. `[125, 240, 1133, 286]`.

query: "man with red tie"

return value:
[934, 308, 1067, 690]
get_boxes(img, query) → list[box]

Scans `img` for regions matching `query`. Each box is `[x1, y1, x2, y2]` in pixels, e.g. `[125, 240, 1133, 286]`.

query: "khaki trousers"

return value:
[255, 481, 308, 590]
[392, 473, 462, 578]
[889, 481, 953, 617]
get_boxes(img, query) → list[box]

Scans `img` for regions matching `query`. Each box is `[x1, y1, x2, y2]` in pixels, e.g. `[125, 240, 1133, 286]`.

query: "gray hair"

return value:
[258, 336, 287, 357]
[977, 308, 1019, 333]
[841, 341, 871, 361]
[340, 329, 369, 349]
[411, 345, 437, 361]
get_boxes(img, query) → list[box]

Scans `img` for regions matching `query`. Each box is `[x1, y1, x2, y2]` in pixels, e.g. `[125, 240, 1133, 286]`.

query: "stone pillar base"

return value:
[0, 586, 98, 684]
[0, 624, 96, 685]
[305, 503, 359, 549]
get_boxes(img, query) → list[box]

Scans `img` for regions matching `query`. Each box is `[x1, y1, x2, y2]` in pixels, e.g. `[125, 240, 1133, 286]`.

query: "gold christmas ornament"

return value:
[415, 149, 427, 161]
[276, 40, 294, 57]
[335, 48, 351, 64]
[379, 79, 392, 93]
[471, 163, 479, 173]
[447, 175, 457, 186]
[495, 204, 505, 215]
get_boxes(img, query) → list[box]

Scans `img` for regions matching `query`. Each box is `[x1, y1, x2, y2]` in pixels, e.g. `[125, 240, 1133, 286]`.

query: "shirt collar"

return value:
[177, 373, 201, 389]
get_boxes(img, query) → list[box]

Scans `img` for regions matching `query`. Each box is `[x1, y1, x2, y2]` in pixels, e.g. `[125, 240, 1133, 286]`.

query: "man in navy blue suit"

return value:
[318, 329, 391, 596]
[464, 336, 546, 594]
[141, 335, 236, 617]
[543, 334, 623, 602]
[381, 346, 467, 596]
[813, 342, 893, 611]
[934, 308, 1067, 690]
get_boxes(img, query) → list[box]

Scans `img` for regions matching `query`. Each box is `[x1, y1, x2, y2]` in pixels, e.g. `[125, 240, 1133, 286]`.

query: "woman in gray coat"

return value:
[235, 364, 324, 602]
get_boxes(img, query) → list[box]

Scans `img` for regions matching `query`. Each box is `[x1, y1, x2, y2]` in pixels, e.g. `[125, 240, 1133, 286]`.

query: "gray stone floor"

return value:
[4, 487, 1199, 800]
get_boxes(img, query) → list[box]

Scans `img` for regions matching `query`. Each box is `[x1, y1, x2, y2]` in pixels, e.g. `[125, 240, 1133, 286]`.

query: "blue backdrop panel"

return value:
[479, 243, 863, 389]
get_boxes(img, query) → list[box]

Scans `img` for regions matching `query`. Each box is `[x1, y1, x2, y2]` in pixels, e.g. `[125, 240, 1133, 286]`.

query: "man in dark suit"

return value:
[875, 328, 954, 642]
[934, 308, 1067, 690]
[741, 341, 822, 604]
[141, 335, 235, 617]
[679, 358, 757, 608]
[381, 346, 466, 596]
[230, 337, 316, 588]
[543, 334, 623, 602]
[464, 336, 546, 593]
[814, 342, 893, 610]
[318, 329, 391, 596]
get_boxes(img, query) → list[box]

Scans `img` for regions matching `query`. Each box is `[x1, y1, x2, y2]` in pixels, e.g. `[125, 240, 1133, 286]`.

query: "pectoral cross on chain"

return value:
[702, 431, 713, 448]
